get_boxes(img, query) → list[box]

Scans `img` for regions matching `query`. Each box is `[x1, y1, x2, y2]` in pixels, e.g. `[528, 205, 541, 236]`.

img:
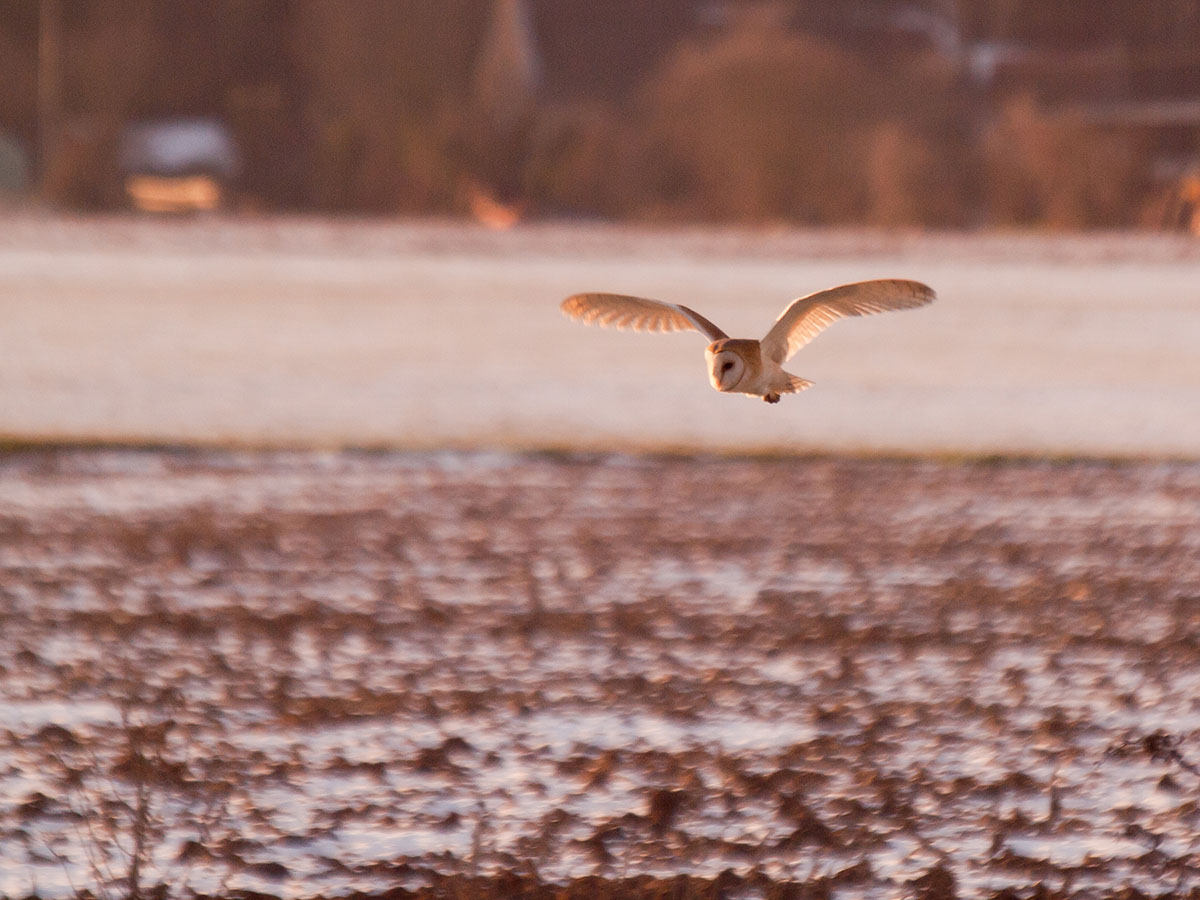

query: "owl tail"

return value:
[781, 372, 814, 394]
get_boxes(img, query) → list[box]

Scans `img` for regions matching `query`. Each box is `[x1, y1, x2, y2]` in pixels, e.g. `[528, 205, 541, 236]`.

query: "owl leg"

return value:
[763, 392, 781, 404]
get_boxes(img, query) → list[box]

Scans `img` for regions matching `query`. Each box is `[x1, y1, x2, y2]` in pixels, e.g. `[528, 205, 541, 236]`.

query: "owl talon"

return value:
[764, 393, 781, 404]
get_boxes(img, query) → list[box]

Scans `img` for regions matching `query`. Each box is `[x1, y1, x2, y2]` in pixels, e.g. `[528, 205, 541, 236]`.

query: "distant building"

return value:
[117, 118, 240, 213]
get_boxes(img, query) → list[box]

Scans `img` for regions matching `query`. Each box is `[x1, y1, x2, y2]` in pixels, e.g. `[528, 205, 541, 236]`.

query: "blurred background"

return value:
[3, 0, 1200, 231]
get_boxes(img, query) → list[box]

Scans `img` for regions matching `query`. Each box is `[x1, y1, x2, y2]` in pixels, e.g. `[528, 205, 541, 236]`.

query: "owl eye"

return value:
[721, 361, 734, 372]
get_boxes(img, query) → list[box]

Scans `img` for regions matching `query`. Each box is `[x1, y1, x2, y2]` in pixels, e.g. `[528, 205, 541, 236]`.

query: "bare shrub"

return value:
[982, 94, 1151, 228]
[290, 0, 479, 212]
[866, 120, 966, 228]
[38, 2, 162, 208]
[522, 101, 649, 218]
[39, 117, 121, 208]
[10, 681, 239, 899]
[634, 11, 961, 224]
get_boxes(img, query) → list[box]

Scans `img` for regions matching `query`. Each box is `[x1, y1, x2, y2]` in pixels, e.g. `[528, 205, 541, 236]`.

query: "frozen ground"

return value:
[2, 449, 1200, 898]
[1, 215, 1199, 456]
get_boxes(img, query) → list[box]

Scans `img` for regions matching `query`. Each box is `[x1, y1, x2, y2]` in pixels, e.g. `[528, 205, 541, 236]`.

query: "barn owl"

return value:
[561, 279, 935, 403]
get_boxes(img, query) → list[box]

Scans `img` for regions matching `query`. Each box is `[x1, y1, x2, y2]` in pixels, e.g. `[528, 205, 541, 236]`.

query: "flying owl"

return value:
[561, 279, 935, 403]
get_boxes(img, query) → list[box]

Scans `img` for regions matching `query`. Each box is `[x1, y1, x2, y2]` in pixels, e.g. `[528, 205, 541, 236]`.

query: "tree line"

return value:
[1, 0, 1198, 228]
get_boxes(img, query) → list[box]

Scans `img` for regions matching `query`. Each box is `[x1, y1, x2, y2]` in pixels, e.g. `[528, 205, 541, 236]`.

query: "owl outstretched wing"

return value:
[561, 293, 728, 342]
[760, 279, 935, 365]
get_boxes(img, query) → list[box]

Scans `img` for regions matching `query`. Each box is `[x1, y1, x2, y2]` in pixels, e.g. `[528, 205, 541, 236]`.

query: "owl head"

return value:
[705, 339, 760, 393]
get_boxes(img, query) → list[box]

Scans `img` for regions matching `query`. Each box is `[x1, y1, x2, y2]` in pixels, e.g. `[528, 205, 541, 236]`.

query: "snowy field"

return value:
[1, 215, 1199, 456]
[3, 449, 1200, 897]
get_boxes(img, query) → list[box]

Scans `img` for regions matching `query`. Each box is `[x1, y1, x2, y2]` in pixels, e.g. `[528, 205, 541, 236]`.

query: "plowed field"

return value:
[2, 449, 1200, 899]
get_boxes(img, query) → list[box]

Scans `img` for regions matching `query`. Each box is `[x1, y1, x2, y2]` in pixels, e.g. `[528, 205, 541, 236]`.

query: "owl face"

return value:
[705, 339, 759, 393]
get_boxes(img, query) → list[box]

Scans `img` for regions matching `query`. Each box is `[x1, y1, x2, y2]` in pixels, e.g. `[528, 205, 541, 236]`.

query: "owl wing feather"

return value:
[760, 279, 935, 365]
[561, 293, 728, 342]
